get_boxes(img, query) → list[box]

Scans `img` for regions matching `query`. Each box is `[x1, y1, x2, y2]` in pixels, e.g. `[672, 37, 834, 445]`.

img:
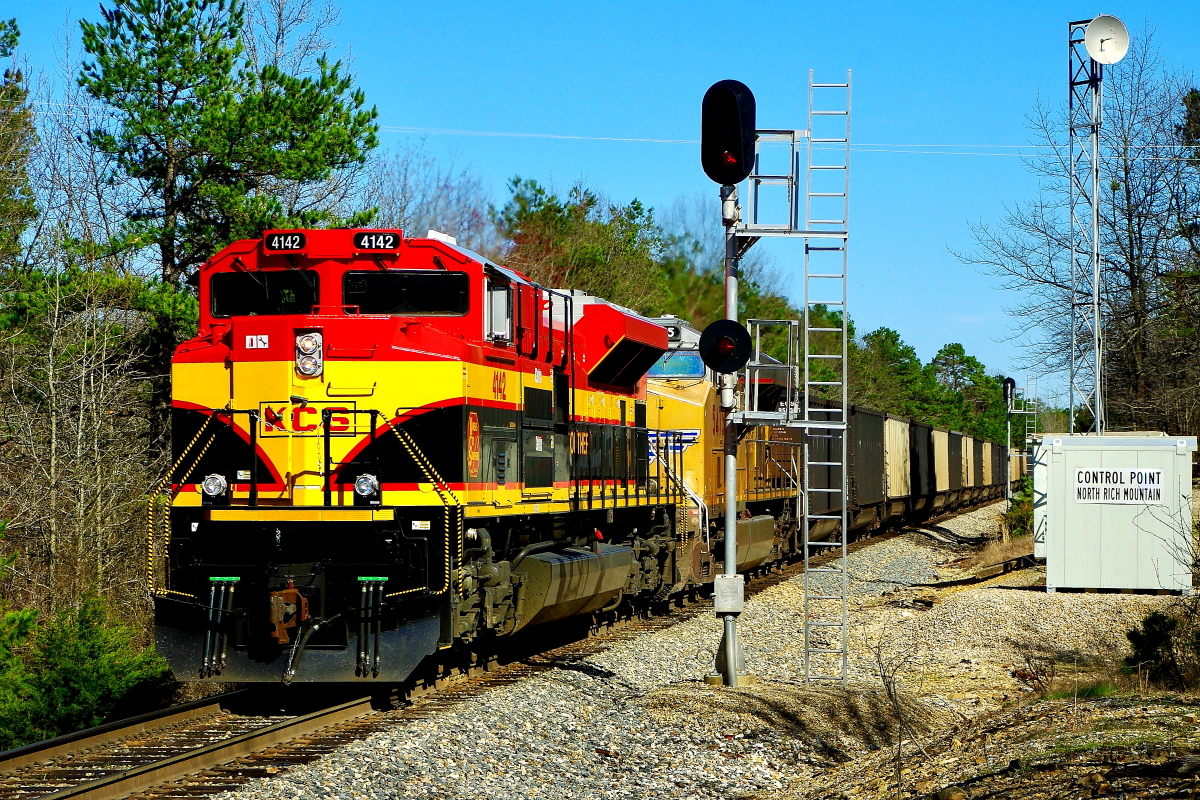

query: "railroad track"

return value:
[0, 503, 999, 800]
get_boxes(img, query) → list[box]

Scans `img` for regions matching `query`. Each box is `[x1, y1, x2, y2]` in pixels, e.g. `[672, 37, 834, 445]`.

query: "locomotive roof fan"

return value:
[699, 319, 752, 374]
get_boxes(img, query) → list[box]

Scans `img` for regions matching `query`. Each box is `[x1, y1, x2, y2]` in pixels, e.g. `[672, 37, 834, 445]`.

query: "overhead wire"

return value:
[4, 100, 1199, 162]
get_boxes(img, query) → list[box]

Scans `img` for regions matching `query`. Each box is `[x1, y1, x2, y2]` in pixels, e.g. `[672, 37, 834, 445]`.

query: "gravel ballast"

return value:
[215, 503, 1173, 800]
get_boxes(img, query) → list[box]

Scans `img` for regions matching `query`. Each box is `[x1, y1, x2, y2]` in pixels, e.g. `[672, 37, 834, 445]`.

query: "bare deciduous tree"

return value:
[0, 36, 165, 621]
[242, 0, 339, 75]
[659, 193, 780, 293]
[956, 31, 1200, 434]
[864, 625, 930, 800]
[0, 261, 154, 616]
[364, 143, 500, 258]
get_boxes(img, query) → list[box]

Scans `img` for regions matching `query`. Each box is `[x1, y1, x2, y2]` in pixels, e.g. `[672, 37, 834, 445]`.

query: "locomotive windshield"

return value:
[343, 270, 469, 315]
[210, 271, 320, 317]
[647, 349, 706, 379]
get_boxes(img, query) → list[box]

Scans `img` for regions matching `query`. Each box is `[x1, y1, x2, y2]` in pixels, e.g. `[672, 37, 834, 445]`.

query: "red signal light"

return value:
[701, 80, 756, 185]
[698, 319, 752, 374]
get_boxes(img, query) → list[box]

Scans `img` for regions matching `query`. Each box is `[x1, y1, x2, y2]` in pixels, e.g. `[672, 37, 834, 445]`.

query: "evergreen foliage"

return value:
[497, 178, 668, 314]
[1124, 610, 1185, 689]
[0, 593, 168, 750]
[78, 0, 379, 284]
[1002, 477, 1033, 537]
[0, 523, 167, 751]
[850, 331, 1007, 439]
[0, 18, 37, 266]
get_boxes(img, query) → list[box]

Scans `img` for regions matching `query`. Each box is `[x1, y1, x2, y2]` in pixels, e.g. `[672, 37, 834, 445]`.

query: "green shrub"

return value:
[1003, 476, 1033, 537]
[1124, 611, 1184, 689]
[0, 606, 39, 749]
[0, 596, 169, 749]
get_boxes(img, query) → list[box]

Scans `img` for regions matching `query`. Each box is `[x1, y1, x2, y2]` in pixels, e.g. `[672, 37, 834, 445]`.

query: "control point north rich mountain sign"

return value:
[1073, 468, 1164, 504]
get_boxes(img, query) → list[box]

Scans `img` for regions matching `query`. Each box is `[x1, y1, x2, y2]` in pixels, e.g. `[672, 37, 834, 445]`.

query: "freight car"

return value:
[150, 229, 1020, 685]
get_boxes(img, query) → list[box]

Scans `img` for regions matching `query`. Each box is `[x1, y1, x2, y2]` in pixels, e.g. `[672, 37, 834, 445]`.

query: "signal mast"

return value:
[698, 74, 853, 686]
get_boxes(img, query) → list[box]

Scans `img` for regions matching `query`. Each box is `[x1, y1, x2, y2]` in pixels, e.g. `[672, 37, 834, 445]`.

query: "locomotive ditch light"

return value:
[201, 474, 228, 497]
[699, 319, 752, 374]
[353, 472, 381, 507]
[354, 473, 380, 497]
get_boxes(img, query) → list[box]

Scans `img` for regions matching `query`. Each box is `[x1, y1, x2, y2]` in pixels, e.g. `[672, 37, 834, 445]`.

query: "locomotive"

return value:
[150, 228, 1017, 684]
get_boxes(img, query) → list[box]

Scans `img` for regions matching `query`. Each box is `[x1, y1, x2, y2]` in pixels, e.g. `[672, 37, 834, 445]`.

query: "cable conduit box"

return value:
[1032, 434, 1197, 592]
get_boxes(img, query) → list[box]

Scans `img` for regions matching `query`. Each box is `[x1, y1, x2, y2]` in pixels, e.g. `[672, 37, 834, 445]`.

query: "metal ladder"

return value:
[1023, 376, 1040, 447]
[801, 70, 851, 686]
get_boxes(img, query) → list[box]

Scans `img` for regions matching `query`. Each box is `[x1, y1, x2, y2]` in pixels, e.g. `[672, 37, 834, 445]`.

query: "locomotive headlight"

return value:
[295, 332, 323, 377]
[354, 473, 380, 497]
[296, 354, 322, 376]
[296, 332, 322, 355]
[201, 473, 228, 497]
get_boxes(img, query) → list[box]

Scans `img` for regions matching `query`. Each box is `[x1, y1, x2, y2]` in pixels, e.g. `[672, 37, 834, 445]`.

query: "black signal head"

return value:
[701, 79, 756, 186]
[1002, 377, 1017, 404]
[699, 319, 752, 374]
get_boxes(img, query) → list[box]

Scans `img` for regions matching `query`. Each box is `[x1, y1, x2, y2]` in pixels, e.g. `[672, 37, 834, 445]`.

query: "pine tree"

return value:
[78, 0, 379, 284]
[0, 19, 37, 266]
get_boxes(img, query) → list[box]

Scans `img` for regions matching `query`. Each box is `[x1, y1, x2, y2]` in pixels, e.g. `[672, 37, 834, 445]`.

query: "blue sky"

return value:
[12, 1, 1200, 395]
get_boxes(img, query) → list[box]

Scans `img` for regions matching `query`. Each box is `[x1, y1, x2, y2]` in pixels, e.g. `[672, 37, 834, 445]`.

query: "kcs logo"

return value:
[258, 401, 355, 436]
[467, 412, 481, 477]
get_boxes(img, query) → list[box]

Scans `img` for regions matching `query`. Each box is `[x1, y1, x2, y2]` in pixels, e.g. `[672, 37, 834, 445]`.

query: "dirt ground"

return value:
[757, 504, 1200, 799]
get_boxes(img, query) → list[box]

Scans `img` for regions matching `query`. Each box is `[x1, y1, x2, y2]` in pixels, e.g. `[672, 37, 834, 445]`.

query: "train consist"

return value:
[150, 229, 1019, 684]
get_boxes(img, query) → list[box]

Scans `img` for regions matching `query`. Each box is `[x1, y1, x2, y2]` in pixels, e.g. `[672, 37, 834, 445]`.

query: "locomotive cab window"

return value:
[485, 279, 513, 342]
[211, 271, 320, 317]
[343, 270, 469, 315]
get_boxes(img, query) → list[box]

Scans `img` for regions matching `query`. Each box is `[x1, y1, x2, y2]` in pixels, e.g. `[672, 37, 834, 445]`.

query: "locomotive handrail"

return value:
[571, 422, 685, 511]
[320, 408, 380, 507]
[381, 418, 461, 598]
[207, 408, 262, 506]
[648, 433, 707, 543]
[147, 411, 221, 597]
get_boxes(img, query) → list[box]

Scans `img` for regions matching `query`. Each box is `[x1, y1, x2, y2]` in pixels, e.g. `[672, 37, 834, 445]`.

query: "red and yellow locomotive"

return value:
[151, 228, 1015, 685]
[152, 228, 708, 683]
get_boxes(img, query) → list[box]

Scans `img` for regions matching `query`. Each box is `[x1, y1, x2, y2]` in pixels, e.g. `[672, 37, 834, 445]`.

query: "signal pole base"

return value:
[706, 616, 756, 687]
[704, 672, 757, 687]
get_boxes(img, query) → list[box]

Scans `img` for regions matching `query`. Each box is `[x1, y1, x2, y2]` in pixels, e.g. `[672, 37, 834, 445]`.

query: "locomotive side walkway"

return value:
[214, 503, 1172, 800]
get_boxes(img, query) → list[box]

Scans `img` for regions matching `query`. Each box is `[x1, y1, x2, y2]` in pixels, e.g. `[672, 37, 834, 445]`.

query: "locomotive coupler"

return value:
[268, 579, 309, 644]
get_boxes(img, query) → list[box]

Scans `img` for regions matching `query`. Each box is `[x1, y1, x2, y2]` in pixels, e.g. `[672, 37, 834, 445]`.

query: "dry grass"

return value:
[640, 681, 948, 759]
[960, 536, 1033, 570]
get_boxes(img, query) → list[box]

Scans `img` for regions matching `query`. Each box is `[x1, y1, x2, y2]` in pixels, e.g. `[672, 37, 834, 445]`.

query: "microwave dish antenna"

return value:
[1084, 15, 1128, 64]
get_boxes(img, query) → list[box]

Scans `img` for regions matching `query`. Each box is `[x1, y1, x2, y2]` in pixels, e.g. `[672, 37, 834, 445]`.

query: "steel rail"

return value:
[0, 499, 1007, 800]
[28, 697, 373, 800]
[0, 691, 247, 773]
